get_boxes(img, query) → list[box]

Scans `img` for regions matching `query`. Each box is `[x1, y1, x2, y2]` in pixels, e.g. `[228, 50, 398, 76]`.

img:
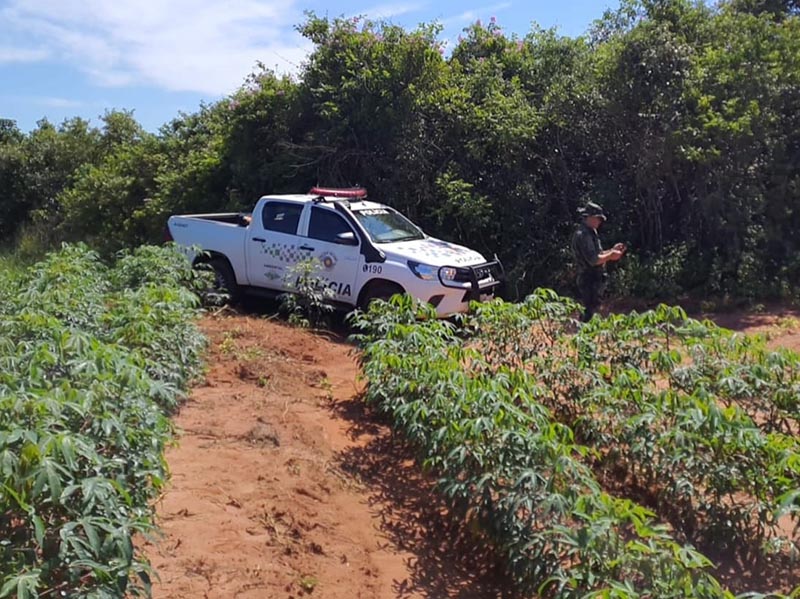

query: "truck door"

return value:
[303, 205, 362, 305]
[246, 200, 308, 292]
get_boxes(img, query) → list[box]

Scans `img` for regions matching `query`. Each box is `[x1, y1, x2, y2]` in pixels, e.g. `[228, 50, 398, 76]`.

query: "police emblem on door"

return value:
[320, 252, 337, 270]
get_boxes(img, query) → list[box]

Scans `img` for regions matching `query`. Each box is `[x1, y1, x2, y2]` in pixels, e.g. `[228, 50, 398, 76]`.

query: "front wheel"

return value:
[358, 281, 404, 310]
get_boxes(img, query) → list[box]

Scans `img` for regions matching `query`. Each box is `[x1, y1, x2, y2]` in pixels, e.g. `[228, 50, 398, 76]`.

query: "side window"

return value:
[308, 207, 355, 243]
[262, 202, 303, 235]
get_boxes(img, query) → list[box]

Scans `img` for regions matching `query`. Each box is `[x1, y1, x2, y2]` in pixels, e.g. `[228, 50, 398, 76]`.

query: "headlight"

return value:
[439, 266, 458, 281]
[408, 261, 437, 280]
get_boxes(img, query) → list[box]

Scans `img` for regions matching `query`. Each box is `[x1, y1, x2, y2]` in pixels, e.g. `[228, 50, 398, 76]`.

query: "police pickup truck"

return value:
[166, 187, 503, 316]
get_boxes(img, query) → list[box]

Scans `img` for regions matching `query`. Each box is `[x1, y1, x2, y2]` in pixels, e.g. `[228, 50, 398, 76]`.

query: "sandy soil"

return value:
[143, 313, 505, 599]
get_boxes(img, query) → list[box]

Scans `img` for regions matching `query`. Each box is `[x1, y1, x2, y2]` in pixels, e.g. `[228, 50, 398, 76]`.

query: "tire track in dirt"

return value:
[143, 313, 505, 599]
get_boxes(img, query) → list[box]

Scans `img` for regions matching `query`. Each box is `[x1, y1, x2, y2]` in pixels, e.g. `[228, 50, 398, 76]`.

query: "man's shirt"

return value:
[571, 223, 603, 272]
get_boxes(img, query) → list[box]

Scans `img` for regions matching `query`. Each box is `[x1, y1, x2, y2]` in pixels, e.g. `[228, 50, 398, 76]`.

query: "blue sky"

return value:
[0, 0, 618, 133]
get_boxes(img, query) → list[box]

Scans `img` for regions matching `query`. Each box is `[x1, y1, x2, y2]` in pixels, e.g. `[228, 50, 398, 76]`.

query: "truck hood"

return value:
[382, 237, 487, 267]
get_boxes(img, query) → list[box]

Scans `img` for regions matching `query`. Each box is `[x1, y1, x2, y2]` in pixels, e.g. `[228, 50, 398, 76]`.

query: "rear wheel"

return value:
[204, 257, 241, 304]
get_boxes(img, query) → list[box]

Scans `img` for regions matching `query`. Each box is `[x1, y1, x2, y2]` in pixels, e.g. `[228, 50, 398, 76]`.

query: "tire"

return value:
[359, 281, 404, 310]
[207, 257, 241, 304]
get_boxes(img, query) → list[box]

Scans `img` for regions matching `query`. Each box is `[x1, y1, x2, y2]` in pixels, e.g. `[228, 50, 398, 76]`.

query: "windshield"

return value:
[353, 207, 424, 243]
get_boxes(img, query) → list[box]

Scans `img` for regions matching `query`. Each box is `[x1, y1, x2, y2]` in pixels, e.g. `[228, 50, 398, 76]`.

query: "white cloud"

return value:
[0, 94, 104, 109]
[35, 96, 87, 108]
[442, 1, 512, 26]
[357, 2, 426, 20]
[0, 0, 313, 96]
[0, 46, 50, 63]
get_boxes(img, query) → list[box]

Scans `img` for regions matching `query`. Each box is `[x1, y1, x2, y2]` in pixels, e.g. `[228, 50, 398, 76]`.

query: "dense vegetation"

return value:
[352, 293, 800, 597]
[0, 245, 205, 597]
[1, 0, 799, 300]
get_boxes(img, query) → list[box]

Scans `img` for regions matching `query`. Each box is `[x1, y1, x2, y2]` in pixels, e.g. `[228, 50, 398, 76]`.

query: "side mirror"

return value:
[336, 231, 359, 246]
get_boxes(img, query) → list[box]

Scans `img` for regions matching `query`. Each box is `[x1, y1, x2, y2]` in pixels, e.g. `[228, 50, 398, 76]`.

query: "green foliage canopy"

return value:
[2, 0, 800, 300]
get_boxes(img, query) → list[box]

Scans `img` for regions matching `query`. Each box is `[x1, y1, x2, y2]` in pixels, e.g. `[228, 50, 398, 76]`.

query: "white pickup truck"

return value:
[166, 187, 503, 316]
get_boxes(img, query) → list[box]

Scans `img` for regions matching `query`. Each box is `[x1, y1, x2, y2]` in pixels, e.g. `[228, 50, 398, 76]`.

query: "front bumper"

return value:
[428, 259, 504, 316]
[455, 259, 505, 302]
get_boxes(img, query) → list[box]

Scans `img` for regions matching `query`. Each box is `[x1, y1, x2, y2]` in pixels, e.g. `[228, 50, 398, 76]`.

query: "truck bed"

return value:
[167, 213, 251, 285]
[179, 213, 251, 226]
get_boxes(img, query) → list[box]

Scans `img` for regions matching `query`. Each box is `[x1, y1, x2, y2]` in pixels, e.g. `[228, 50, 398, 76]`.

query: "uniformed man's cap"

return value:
[578, 202, 607, 220]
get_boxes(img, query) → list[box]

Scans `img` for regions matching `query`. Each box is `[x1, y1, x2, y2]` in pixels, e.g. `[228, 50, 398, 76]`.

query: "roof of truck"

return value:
[258, 194, 387, 211]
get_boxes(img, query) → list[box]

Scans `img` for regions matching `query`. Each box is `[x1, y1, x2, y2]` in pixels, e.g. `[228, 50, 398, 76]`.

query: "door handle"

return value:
[252, 237, 266, 242]
[299, 245, 315, 251]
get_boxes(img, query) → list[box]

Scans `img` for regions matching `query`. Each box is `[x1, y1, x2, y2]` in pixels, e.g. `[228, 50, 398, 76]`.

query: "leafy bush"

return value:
[0, 244, 205, 598]
[610, 244, 691, 299]
[351, 291, 800, 597]
[279, 259, 335, 328]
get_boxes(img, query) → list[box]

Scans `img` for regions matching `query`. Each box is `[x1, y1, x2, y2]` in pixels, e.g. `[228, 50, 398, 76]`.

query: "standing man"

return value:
[571, 202, 626, 322]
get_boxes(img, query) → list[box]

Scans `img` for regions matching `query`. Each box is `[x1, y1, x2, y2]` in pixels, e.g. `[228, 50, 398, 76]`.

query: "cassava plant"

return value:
[0, 243, 205, 598]
[352, 290, 800, 597]
[279, 258, 335, 329]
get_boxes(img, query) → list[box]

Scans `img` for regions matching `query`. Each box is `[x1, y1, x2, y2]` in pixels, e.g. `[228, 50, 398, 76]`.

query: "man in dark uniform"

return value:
[571, 202, 626, 322]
